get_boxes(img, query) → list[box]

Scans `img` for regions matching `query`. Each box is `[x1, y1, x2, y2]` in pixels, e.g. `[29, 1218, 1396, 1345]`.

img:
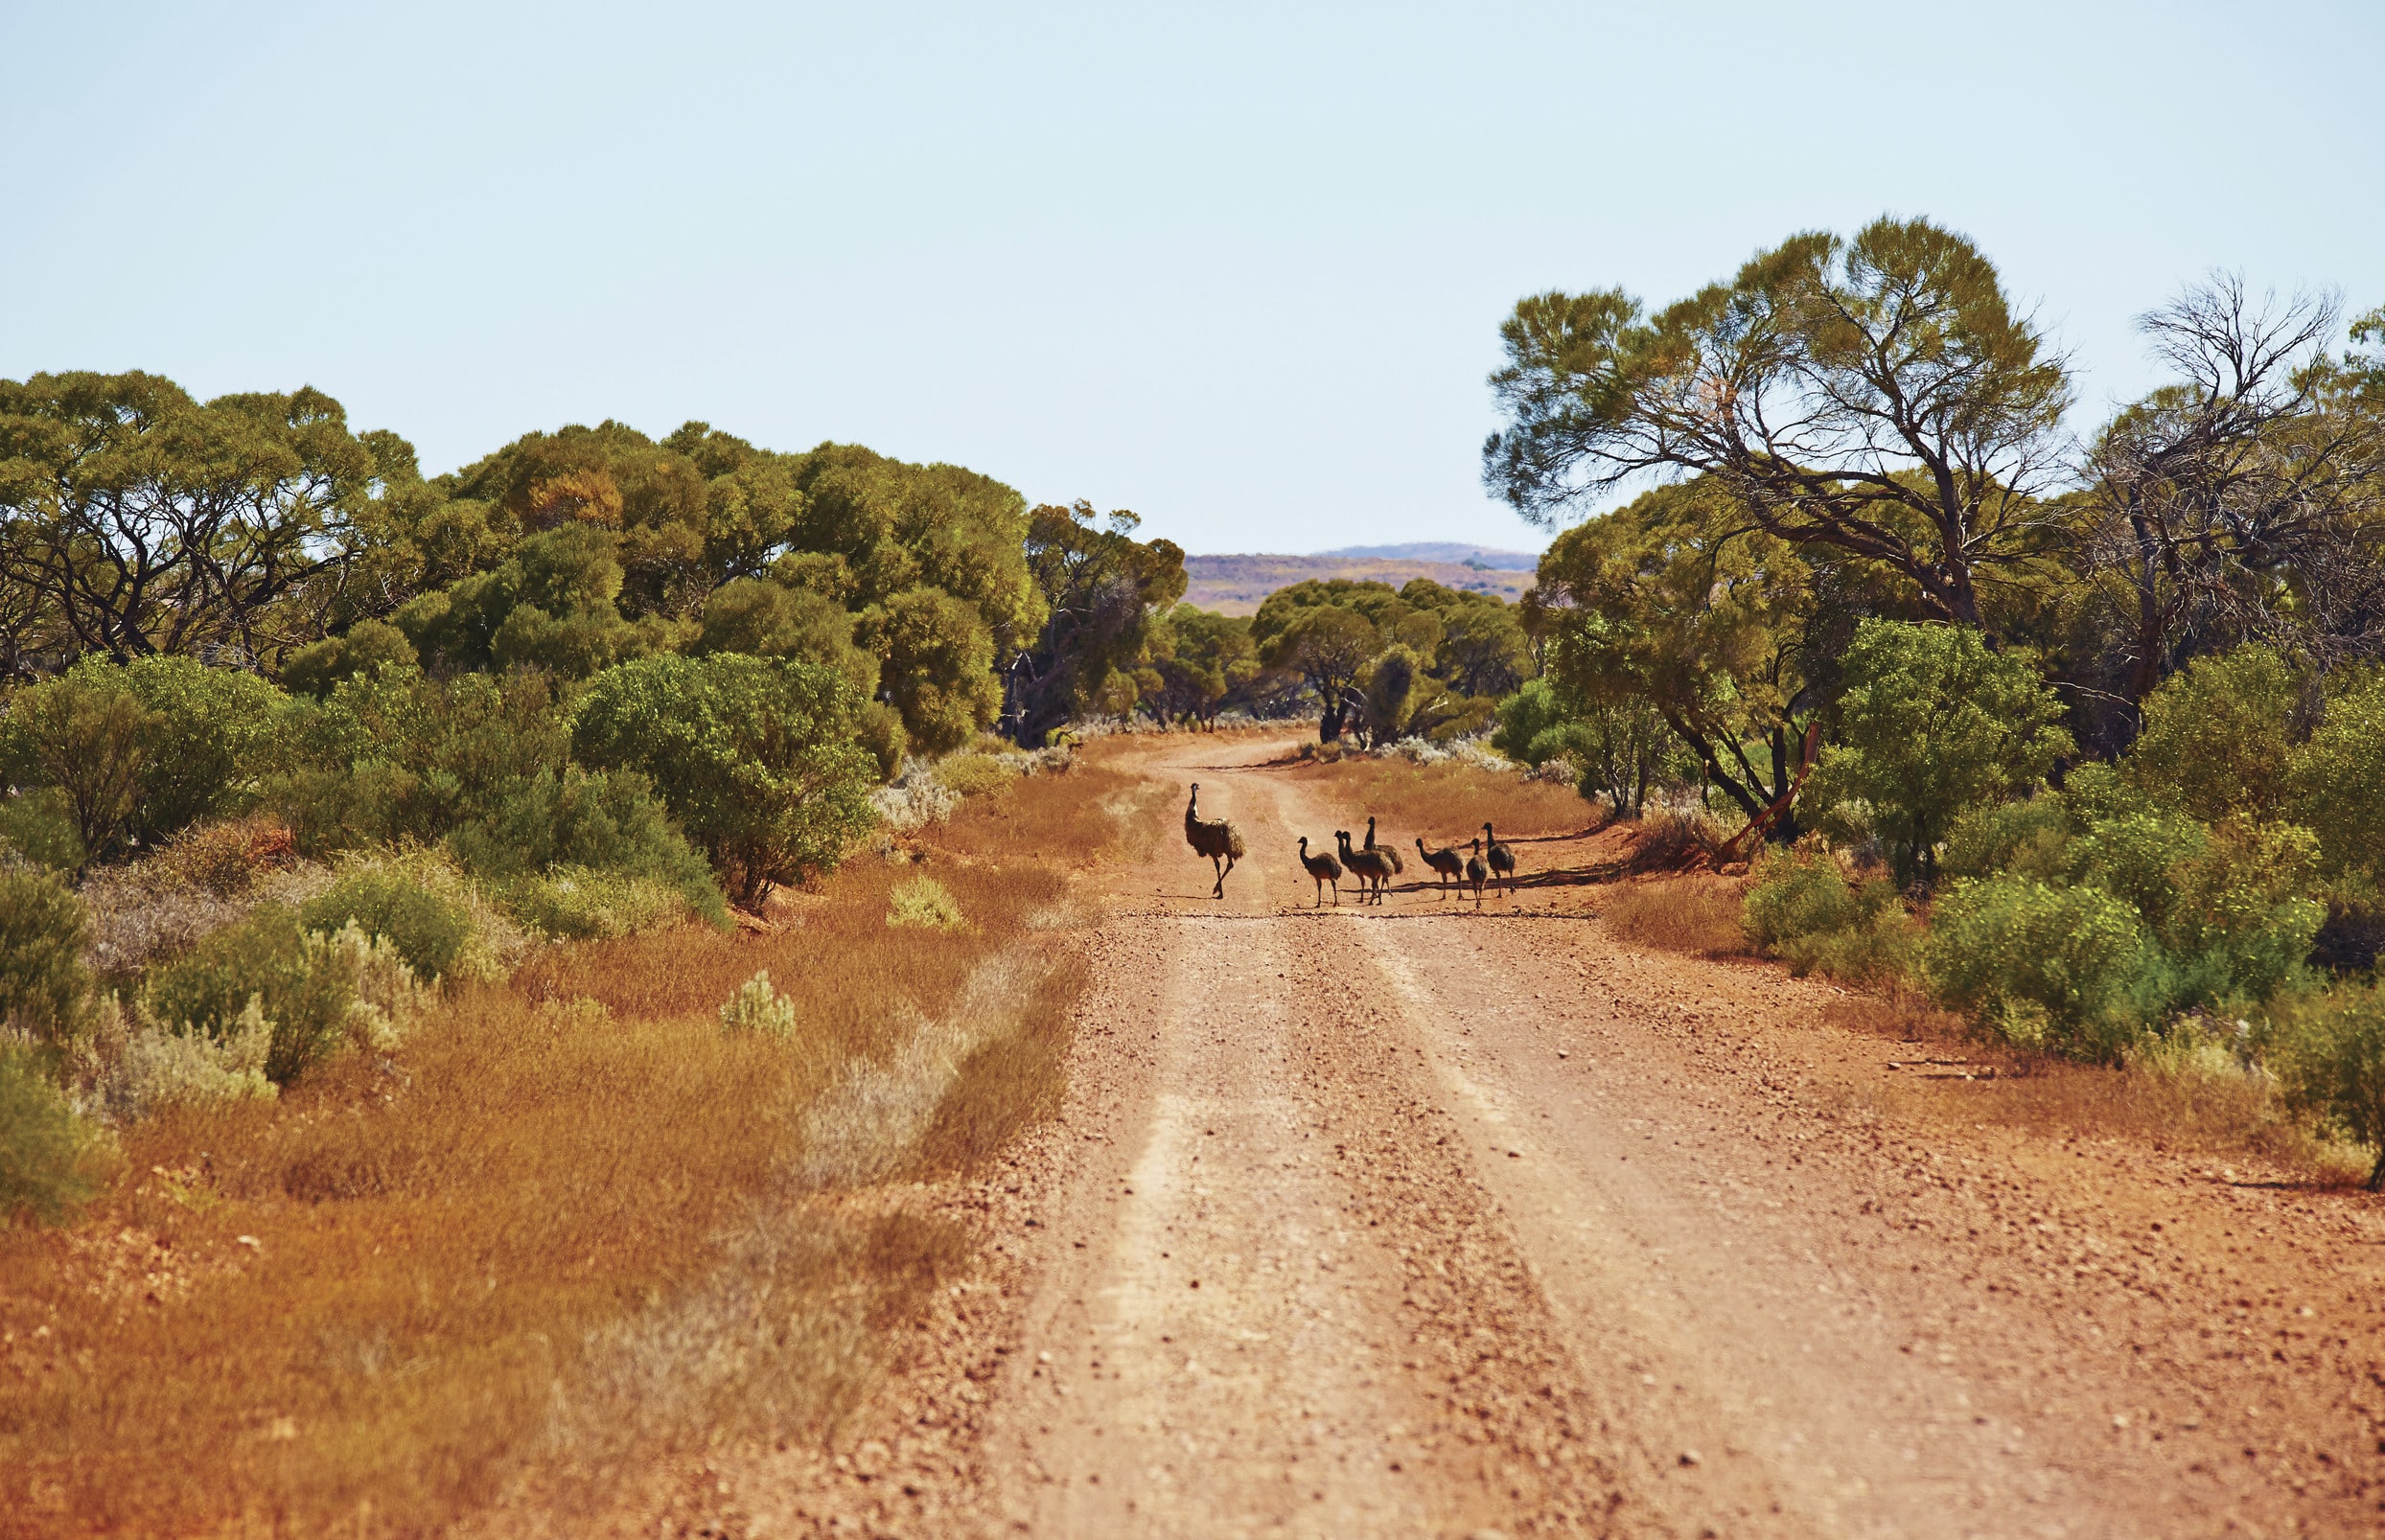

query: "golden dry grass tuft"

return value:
[0, 751, 1151, 1537]
[1285, 752, 1591, 846]
[1602, 877, 1750, 957]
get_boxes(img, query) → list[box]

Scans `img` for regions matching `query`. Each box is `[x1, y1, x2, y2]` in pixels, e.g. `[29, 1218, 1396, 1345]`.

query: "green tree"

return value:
[1485, 217, 2072, 631]
[692, 576, 879, 698]
[1803, 620, 2072, 883]
[0, 372, 378, 662]
[1534, 481, 1827, 826]
[1, 661, 158, 863]
[1146, 605, 1258, 728]
[865, 586, 1004, 755]
[1007, 501, 1187, 744]
[571, 654, 878, 906]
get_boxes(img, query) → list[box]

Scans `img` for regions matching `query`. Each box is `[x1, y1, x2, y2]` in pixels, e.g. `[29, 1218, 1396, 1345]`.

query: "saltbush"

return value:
[887, 876, 964, 930]
[934, 752, 1019, 799]
[0, 866, 95, 1047]
[89, 993, 277, 1120]
[0, 1043, 113, 1225]
[719, 970, 798, 1037]
[299, 861, 482, 984]
[1924, 877, 2162, 1063]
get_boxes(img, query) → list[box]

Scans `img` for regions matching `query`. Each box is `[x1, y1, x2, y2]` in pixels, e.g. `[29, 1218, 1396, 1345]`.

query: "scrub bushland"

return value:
[0, 749, 1151, 1538]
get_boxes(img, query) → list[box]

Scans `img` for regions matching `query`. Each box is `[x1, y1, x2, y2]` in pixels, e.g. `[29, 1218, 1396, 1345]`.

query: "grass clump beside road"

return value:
[1286, 745, 1588, 847]
[0, 748, 1156, 1537]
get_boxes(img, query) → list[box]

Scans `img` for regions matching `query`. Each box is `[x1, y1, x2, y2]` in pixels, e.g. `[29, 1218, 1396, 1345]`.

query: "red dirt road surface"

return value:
[669, 733, 2385, 1538]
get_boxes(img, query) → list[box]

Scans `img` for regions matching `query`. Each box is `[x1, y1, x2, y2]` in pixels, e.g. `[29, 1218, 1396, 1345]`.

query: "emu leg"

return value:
[1211, 854, 1225, 898]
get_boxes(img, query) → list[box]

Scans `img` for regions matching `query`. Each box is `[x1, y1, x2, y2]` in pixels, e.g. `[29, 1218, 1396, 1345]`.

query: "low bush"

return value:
[1940, 796, 2072, 884]
[719, 970, 798, 1037]
[2267, 982, 2385, 1189]
[1924, 877, 2161, 1064]
[86, 993, 278, 1120]
[141, 907, 415, 1084]
[1741, 844, 1915, 984]
[0, 1043, 114, 1225]
[501, 866, 689, 941]
[299, 859, 486, 984]
[933, 752, 1020, 798]
[0, 789, 83, 871]
[888, 876, 964, 930]
[153, 815, 298, 897]
[0, 866, 95, 1047]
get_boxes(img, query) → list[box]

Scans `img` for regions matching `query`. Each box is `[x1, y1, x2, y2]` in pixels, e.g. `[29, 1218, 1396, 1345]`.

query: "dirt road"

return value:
[710, 733, 2385, 1538]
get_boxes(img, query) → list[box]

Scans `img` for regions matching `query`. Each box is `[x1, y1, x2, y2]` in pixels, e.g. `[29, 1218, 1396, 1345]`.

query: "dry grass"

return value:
[1819, 994, 2360, 1181]
[1285, 752, 1592, 847]
[1602, 877, 1750, 957]
[0, 756, 1150, 1537]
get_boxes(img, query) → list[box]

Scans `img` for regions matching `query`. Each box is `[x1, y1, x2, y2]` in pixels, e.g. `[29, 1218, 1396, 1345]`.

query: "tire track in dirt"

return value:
[971, 762, 1655, 1537]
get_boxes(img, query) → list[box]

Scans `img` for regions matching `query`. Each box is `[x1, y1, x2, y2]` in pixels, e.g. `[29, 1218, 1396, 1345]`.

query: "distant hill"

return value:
[1182, 553, 1535, 617]
[1317, 541, 1540, 570]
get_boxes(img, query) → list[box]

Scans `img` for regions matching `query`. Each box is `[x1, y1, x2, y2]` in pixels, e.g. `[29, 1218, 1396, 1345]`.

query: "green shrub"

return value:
[1802, 620, 2072, 884]
[143, 907, 359, 1084]
[2291, 664, 2385, 885]
[572, 654, 879, 906]
[855, 701, 909, 782]
[0, 1043, 114, 1225]
[2126, 645, 2300, 826]
[1925, 877, 2163, 1063]
[299, 862, 479, 984]
[0, 866, 94, 1047]
[0, 789, 84, 871]
[887, 876, 964, 930]
[1940, 795, 2072, 884]
[119, 656, 288, 846]
[934, 753, 1018, 798]
[279, 618, 418, 700]
[719, 970, 798, 1037]
[500, 866, 688, 940]
[2268, 983, 2385, 1188]
[2067, 814, 2324, 1009]
[1742, 844, 1913, 984]
[0, 661, 157, 863]
[1491, 678, 1568, 766]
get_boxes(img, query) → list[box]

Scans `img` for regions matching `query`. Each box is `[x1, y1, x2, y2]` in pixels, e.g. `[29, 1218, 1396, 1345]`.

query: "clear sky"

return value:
[4, 1, 2379, 556]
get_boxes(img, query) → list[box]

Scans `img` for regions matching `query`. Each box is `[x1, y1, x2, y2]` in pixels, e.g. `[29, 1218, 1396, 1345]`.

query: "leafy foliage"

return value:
[0, 1043, 113, 1225]
[571, 654, 878, 906]
[0, 866, 94, 1046]
[1802, 621, 2072, 883]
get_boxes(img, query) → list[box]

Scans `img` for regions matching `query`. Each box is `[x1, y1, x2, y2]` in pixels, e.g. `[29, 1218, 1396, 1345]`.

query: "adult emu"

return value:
[1184, 783, 1245, 898]
[1415, 837, 1464, 897]
[1297, 836, 1342, 907]
[1482, 822, 1517, 898]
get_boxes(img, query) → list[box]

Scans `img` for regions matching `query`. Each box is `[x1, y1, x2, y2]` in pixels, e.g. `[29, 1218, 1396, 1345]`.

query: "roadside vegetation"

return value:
[1484, 218, 2385, 1184]
[0, 746, 1157, 1534]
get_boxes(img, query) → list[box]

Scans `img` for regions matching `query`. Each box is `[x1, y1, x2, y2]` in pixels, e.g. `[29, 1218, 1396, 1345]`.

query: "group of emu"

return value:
[1182, 783, 1516, 907]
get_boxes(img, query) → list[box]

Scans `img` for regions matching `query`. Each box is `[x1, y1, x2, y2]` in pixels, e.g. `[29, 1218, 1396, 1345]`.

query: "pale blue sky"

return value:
[3, 1, 2378, 554]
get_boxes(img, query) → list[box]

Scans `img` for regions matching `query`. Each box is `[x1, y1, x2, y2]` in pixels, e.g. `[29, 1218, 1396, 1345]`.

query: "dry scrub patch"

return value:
[1819, 993, 2362, 1181]
[1282, 751, 1590, 844]
[1601, 875, 1749, 957]
[0, 757, 1148, 1537]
